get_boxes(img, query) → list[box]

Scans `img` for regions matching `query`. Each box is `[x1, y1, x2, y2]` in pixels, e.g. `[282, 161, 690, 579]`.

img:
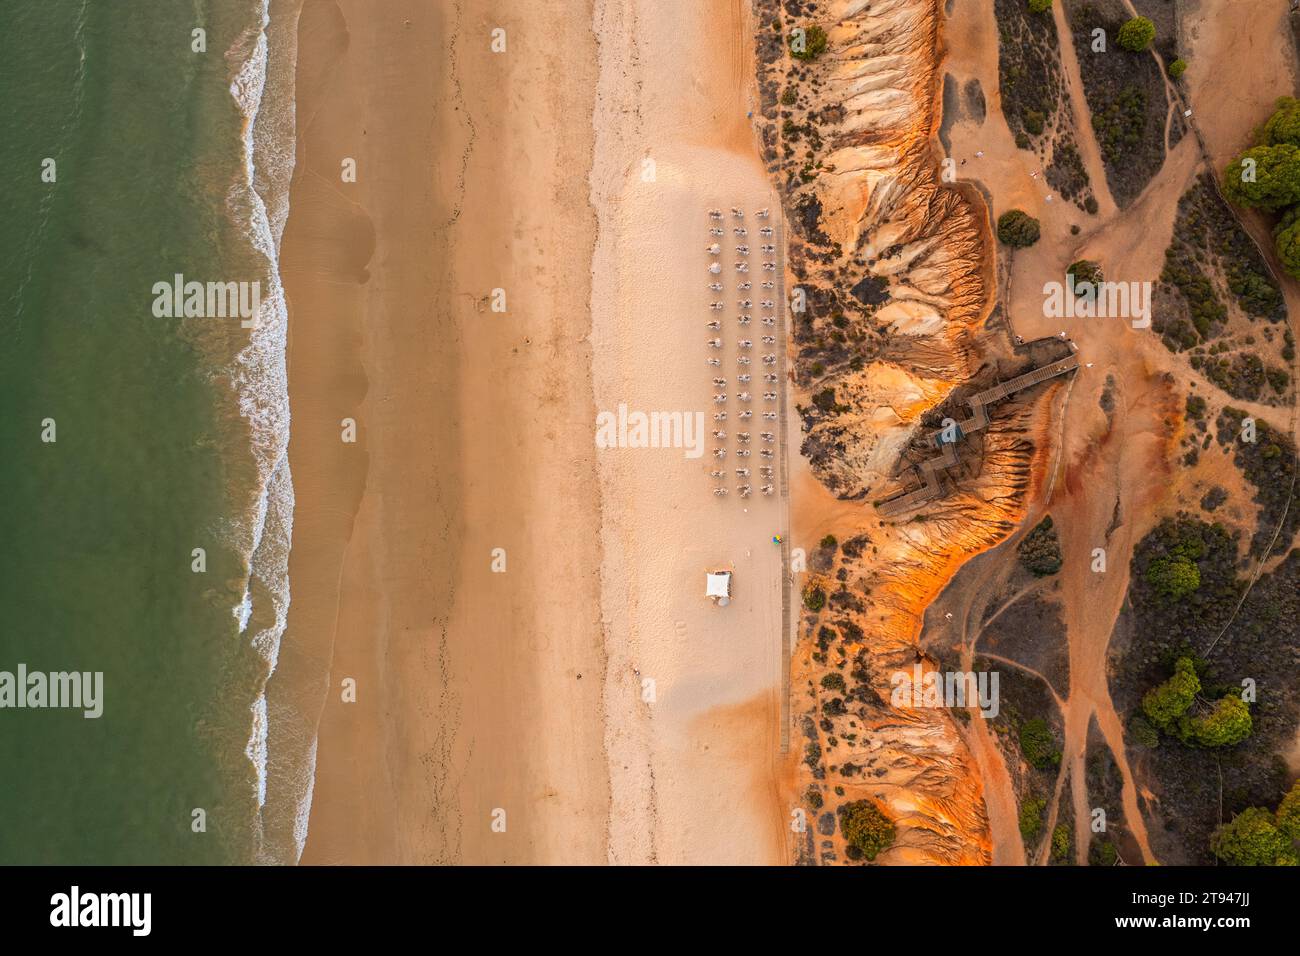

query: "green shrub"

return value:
[1019, 718, 1062, 769]
[780, 86, 797, 106]
[1017, 516, 1062, 576]
[997, 209, 1041, 247]
[1145, 554, 1201, 600]
[803, 584, 826, 612]
[1051, 822, 1072, 862]
[1127, 713, 1160, 748]
[1028, 0, 1052, 12]
[804, 741, 821, 768]
[1117, 16, 1155, 52]
[1276, 781, 1300, 842]
[1024, 109, 1046, 136]
[837, 800, 895, 860]
[1090, 840, 1119, 866]
[820, 672, 846, 693]
[1167, 58, 1187, 79]
[819, 534, 838, 550]
[1019, 796, 1046, 841]
[789, 25, 828, 61]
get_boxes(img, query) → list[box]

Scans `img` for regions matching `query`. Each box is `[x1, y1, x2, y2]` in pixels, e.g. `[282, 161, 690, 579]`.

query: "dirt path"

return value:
[943, 534, 1034, 865]
[1052, 460, 1153, 864]
[1052, 1, 1118, 218]
[963, 712, 1028, 865]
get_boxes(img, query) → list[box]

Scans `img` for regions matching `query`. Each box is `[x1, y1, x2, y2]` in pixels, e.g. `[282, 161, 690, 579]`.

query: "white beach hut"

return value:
[706, 570, 732, 607]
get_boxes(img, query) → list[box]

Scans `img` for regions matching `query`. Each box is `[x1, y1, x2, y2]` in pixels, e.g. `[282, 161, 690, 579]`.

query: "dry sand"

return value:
[591, 0, 790, 866]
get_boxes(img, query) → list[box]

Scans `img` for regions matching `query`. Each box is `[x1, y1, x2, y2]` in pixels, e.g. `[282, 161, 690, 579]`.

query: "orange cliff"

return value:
[759, 0, 1071, 864]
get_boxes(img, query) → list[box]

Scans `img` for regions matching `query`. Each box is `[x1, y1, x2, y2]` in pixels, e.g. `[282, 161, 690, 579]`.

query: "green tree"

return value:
[1223, 144, 1300, 210]
[1141, 657, 1199, 731]
[1211, 808, 1299, 866]
[1274, 205, 1300, 279]
[1117, 16, 1156, 52]
[1276, 781, 1300, 843]
[1184, 694, 1252, 747]
[1028, 0, 1052, 11]
[1167, 58, 1187, 79]
[1145, 554, 1200, 600]
[997, 209, 1041, 248]
[1067, 259, 1103, 294]
[1262, 97, 1300, 147]
[1017, 515, 1062, 575]
[838, 800, 895, 860]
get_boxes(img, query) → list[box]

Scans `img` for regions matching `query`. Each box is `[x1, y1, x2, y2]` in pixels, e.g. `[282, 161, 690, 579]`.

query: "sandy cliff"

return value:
[758, 0, 1072, 864]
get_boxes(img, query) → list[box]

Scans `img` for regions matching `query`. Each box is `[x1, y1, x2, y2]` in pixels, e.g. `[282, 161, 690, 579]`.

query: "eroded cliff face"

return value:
[757, 0, 1067, 864]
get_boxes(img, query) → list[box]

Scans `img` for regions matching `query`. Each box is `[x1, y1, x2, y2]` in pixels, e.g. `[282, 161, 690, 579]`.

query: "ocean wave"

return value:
[224, 0, 307, 863]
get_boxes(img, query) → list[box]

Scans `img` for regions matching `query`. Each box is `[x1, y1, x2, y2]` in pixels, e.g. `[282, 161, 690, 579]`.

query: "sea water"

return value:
[0, 0, 305, 864]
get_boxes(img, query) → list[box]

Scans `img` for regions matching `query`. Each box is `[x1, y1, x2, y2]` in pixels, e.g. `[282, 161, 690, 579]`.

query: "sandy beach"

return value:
[271, 0, 791, 865]
[275, 0, 608, 864]
[591, 0, 791, 865]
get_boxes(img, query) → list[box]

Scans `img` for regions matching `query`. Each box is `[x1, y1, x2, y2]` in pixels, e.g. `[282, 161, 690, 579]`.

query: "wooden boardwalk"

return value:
[876, 354, 1079, 517]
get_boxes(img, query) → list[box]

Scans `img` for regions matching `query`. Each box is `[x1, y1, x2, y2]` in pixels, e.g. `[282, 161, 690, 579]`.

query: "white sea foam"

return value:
[224, 0, 311, 863]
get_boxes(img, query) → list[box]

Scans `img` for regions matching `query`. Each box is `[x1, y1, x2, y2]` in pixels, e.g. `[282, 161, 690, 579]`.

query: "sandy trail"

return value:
[951, 544, 1030, 865]
[1050, 1, 1118, 217]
